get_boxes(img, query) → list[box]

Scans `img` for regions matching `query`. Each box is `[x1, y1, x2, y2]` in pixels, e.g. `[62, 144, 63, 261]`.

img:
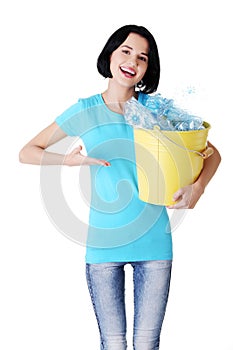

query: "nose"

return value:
[126, 54, 138, 67]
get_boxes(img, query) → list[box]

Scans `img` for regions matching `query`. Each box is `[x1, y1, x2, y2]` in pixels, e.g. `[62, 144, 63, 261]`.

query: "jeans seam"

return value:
[86, 264, 105, 350]
[132, 260, 172, 350]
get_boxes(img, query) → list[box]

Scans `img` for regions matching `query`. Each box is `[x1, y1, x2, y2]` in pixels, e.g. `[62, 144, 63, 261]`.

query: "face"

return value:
[109, 32, 149, 89]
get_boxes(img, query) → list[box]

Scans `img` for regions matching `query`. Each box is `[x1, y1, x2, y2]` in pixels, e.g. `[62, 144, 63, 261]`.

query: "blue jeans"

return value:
[86, 260, 172, 350]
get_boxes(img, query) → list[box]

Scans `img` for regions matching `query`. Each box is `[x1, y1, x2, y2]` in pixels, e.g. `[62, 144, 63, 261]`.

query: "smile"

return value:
[120, 66, 136, 77]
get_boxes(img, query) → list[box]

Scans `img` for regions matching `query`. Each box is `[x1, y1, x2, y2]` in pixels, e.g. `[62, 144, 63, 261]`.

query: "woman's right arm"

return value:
[19, 122, 110, 167]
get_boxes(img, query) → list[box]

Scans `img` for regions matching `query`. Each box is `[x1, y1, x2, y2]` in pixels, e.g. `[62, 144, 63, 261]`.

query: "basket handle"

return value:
[200, 146, 214, 159]
[152, 126, 214, 159]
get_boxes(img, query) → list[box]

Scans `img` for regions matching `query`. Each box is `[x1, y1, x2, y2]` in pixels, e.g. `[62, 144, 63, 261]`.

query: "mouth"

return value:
[120, 66, 136, 78]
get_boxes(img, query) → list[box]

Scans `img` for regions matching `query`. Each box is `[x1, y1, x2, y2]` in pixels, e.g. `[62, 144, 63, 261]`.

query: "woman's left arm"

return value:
[167, 141, 221, 209]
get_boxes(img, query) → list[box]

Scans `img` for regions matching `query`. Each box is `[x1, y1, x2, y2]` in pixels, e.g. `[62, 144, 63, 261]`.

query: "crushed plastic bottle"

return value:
[124, 94, 204, 131]
[123, 96, 159, 129]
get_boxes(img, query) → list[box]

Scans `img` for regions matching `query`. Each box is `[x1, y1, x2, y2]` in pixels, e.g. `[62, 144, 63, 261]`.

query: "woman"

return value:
[19, 24, 221, 350]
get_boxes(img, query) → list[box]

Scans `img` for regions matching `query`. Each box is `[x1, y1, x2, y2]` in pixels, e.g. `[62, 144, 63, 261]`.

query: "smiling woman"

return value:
[110, 35, 149, 84]
[101, 33, 150, 109]
[19, 24, 221, 350]
[97, 24, 160, 94]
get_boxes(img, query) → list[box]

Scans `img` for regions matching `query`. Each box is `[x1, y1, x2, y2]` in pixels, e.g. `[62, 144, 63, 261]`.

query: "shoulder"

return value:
[56, 94, 102, 123]
[55, 93, 103, 135]
[77, 94, 103, 110]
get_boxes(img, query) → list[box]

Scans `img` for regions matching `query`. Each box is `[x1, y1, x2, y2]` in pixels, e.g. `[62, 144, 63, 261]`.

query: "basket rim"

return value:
[152, 121, 211, 134]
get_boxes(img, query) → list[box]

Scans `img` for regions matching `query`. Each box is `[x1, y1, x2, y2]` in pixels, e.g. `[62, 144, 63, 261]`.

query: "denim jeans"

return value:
[86, 260, 172, 350]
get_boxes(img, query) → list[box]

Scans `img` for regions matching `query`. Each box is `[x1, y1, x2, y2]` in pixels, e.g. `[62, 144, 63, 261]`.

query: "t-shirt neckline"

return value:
[98, 92, 143, 117]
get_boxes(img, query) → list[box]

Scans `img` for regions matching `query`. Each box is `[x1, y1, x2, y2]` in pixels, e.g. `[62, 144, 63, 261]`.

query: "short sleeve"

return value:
[55, 98, 85, 136]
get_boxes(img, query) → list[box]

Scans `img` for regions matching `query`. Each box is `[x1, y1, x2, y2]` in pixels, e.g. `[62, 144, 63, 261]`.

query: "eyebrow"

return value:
[121, 45, 148, 57]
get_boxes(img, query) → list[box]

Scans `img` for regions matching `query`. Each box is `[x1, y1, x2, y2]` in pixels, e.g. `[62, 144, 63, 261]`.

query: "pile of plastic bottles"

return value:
[124, 94, 204, 131]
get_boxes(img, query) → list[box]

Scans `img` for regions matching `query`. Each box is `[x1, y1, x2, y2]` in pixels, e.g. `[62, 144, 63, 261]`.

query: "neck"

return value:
[102, 80, 138, 114]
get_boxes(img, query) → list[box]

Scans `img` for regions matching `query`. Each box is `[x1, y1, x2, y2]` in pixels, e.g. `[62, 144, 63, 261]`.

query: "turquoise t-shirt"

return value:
[55, 92, 172, 263]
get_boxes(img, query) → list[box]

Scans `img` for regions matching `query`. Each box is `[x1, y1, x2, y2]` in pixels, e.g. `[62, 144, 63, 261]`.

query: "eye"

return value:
[139, 56, 148, 62]
[122, 49, 130, 55]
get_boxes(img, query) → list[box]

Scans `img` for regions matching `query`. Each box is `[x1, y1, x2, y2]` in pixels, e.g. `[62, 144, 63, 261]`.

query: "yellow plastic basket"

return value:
[134, 122, 212, 206]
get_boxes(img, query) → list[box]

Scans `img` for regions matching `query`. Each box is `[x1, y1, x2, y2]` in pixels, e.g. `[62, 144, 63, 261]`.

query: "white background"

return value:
[1, 0, 232, 349]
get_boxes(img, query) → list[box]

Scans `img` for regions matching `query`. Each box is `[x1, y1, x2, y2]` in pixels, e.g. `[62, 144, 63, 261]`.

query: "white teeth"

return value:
[120, 66, 136, 75]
